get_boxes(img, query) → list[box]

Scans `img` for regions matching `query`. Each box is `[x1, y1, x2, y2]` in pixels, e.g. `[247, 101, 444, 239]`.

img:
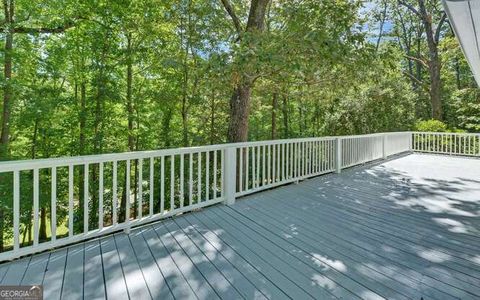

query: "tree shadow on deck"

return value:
[237, 153, 480, 299]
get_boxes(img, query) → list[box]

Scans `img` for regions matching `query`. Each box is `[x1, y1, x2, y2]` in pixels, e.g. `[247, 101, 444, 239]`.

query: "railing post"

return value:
[382, 134, 387, 159]
[409, 132, 413, 152]
[335, 138, 342, 174]
[224, 146, 237, 205]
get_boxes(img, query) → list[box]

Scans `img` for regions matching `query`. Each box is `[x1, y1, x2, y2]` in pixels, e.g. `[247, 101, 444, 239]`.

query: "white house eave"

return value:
[443, 0, 480, 86]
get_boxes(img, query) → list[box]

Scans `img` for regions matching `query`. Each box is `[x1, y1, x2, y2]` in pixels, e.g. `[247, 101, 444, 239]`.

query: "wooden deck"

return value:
[0, 153, 479, 300]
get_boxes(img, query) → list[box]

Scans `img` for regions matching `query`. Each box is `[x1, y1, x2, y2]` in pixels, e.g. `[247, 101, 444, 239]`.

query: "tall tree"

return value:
[221, 0, 271, 142]
[398, 0, 447, 120]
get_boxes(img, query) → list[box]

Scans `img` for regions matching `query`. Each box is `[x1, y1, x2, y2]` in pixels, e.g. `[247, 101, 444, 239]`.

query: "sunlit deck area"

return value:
[0, 153, 479, 299]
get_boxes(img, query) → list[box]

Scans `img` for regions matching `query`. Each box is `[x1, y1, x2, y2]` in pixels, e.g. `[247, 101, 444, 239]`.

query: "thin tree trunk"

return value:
[78, 82, 86, 233]
[39, 208, 47, 241]
[455, 57, 461, 90]
[376, 0, 388, 52]
[181, 8, 190, 147]
[24, 118, 38, 244]
[271, 92, 278, 140]
[125, 33, 137, 219]
[210, 89, 216, 145]
[282, 93, 289, 138]
[32, 120, 49, 241]
[1, 0, 13, 159]
[127, 34, 134, 152]
[0, 0, 14, 252]
[79, 83, 86, 155]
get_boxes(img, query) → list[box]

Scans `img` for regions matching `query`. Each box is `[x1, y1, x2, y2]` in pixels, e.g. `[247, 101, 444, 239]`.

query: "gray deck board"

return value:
[309, 185, 480, 255]
[0, 262, 9, 283]
[246, 185, 480, 298]
[42, 248, 67, 300]
[100, 236, 129, 300]
[21, 252, 49, 285]
[216, 206, 415, 299]
[128, 229, 174, 300]
[204, 208, 363, 299]
[141, 226, 197, 299]
[152, 221, 221, 300]
[1, 256, 30, 285]
[83, 240, 106, 300]
[61, 243, 84, 300]
[0, 153, 479, 300]
[180, 215, 288, 299]
[114, 234, 151, 300]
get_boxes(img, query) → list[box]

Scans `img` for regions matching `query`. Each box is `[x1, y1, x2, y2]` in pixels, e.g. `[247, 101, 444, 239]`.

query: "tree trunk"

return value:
[79, 82, 86, 155]
[77, 82, 86, 233]
[0, 0, 14, 251]
[376, 0, 388, 52]
[282, 93, 289, 138]
[181, 98, 188, 146]
[455, 57, 461, 90]
[39, 208, 47, 241]
[223, 0, 271, 142]
[418, 0, 443, 120]
[429, 59, 442, 120]
[181, 11, 190, 148]
[271, 92, 277, 140]
[1, 0, 13, 159]
[126, 33, 135, 217]
[227, 84, 252, 142]
[210, 88, 216, 145]
[127, 34, 134, 152]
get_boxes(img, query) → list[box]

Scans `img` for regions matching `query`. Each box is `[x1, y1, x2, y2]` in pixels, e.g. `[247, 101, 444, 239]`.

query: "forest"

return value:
[0, 0, 479, 251]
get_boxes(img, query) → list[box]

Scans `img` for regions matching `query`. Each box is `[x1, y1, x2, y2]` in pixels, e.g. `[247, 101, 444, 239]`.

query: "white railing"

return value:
[412, 132, 480, 156]
[3, 130, 479, 261]
[0, 145, 227, 261]
[234, 138, 337, 197]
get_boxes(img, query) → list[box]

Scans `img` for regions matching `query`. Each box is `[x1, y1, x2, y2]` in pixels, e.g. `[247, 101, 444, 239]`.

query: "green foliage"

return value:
[451, 88, 480, 132]
[414, 119, 448, 132]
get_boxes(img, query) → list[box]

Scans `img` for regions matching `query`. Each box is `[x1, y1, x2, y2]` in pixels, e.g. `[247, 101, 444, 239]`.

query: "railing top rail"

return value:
[0, 131, 414, 172]
[411, 131, 480, 136]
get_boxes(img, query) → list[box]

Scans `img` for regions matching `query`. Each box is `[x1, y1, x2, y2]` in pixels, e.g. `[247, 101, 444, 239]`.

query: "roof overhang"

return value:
[443, 0, 480, 86]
